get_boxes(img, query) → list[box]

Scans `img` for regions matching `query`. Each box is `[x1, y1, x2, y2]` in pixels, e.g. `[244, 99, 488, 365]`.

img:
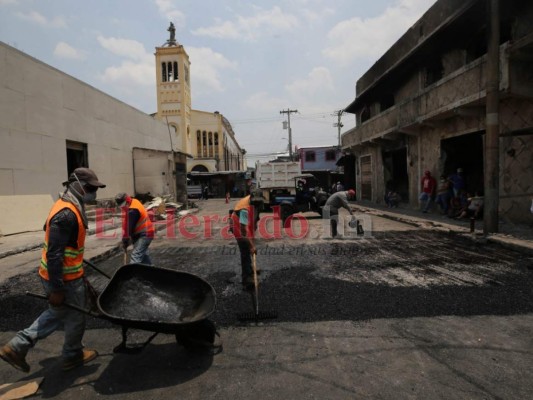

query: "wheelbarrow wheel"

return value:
[175, 320, 220, 353]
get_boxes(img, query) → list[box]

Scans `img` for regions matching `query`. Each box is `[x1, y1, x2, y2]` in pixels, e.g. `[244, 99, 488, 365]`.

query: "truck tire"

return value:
[280, 205, 292, 227]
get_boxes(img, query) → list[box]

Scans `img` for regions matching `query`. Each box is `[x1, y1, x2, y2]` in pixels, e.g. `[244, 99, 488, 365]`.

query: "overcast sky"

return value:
[0, 0, 435, 165]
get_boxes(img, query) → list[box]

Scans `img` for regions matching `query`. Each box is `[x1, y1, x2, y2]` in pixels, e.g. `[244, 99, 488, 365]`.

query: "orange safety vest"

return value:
[39, 199, 85, 282]
[123, 198, 155, 238]
[233, 195, 251, 212]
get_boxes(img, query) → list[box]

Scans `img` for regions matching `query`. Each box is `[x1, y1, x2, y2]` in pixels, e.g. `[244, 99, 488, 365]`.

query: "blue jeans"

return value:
[8, 277, 87, 359]
[436, 193, 450, 213]
[131, 236, 153, 265]
[419, 192, 432, 211]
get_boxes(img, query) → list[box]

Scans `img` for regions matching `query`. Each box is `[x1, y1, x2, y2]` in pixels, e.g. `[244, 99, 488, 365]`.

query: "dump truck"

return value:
[255, 161, 328, 223]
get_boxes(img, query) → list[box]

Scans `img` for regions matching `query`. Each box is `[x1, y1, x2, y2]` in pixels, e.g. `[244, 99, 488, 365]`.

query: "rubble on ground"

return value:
[144, 196, 185, 220]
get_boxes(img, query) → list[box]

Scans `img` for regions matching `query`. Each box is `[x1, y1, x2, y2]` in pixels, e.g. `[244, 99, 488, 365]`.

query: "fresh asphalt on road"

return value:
[0, 199, 532, 399]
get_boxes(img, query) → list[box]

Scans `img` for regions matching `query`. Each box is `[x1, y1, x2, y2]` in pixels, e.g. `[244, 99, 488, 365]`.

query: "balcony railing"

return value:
[343, 44, 512, 148]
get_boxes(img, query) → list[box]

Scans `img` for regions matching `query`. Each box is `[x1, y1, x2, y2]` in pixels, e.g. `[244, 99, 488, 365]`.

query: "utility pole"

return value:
[333, 110, 344, 147]
[280, 108, 298, 160]
[484, 0, 500, 234]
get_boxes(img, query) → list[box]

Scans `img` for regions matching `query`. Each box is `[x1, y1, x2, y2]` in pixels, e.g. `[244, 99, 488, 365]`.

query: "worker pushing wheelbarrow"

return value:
[28, 261, 219, 355]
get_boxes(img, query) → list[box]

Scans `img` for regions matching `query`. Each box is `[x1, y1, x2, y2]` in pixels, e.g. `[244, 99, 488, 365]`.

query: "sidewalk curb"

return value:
[0, 243, 42, 260]
[355, 205, 533, 255]
[0, 208, 200, 260]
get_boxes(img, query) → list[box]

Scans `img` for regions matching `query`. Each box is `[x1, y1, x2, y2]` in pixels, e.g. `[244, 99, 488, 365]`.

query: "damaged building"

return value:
[342, 0, 533, 225]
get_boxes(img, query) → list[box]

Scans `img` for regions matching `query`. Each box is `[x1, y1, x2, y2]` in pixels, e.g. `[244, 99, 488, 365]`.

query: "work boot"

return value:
[0, 345, 30, 373]
[62, 349, 98, 371]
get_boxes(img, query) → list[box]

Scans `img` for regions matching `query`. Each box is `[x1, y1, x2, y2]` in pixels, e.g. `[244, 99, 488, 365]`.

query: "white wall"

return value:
[0, 42, 175, 200]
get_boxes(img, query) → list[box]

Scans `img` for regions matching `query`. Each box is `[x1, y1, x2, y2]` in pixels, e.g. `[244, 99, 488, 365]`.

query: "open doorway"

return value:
[66, 140, 88, 175]
[382, 147, 409, 202]
[440, 132, 484, 194]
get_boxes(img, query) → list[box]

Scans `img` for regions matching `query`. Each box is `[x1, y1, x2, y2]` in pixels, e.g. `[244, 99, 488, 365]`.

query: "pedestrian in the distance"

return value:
[0, 168, 105, 373]
[324, 189, 356, 238]
[419, 170, 437, 213]
[115, 192, 155, 265]
[448, 168, 466, 198]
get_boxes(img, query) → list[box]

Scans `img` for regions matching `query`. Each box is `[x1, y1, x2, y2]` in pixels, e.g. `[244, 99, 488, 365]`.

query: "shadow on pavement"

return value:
[92, 342, 213, 395]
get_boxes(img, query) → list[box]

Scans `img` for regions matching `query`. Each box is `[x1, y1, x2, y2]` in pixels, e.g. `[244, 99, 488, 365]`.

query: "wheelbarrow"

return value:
[28, 262, 218, 353]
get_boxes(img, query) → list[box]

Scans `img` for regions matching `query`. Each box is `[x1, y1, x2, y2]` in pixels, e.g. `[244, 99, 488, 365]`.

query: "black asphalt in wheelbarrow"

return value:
[28, 262, 219, 353]
[98, 263, 216, 332]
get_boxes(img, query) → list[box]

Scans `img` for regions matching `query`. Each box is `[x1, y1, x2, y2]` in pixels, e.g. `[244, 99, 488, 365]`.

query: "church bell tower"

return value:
[154, 22, 191, 153]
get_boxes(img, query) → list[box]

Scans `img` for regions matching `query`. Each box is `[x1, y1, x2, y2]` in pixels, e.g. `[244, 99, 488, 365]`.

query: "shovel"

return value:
[237, 253, 277, 323]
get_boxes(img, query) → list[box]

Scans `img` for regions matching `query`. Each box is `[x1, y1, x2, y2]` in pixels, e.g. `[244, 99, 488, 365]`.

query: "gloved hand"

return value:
[122, 238, 130, 250]
[48, 290, 65, 307]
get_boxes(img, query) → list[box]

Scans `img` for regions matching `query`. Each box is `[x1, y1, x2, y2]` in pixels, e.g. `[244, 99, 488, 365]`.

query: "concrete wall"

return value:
[0, 42, 174, 200]
[500, 133, 533, 224]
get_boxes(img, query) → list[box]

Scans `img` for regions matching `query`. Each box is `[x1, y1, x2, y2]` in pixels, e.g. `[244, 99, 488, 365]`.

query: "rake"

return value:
[237, 254, 277, 323]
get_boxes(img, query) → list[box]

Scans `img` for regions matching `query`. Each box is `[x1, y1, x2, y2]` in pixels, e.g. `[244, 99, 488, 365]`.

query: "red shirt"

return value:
[421, 175, 437, 194]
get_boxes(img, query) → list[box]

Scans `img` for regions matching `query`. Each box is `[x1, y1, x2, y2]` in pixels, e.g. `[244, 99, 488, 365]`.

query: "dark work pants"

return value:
[236, 238, 253, 281]
[330, 210, 339, 237]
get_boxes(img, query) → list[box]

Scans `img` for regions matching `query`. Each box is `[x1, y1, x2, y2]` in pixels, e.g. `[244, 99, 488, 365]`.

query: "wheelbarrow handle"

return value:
[83, 259, 112, 279]
[25, 291, 100, 318]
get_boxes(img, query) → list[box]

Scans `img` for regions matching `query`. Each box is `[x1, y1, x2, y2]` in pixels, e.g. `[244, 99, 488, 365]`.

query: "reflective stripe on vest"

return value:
[39, 199, 86, 282]
[128, 198, 155, 237]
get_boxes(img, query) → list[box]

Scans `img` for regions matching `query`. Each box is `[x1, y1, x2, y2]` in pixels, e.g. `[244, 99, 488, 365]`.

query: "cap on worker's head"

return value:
[457, 168, 464, 173]
[250, 189, 263, 201]
[115, 192, 131, 207]
[64, 167, 106, 188]
[347, 189, 356, 197]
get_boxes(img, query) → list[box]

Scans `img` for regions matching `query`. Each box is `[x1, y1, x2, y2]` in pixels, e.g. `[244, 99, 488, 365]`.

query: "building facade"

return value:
[0, 41, 187, 204]
[342, 0, 533, 224]
[153, 27, 246, 174]
[297, 146, 344, 192]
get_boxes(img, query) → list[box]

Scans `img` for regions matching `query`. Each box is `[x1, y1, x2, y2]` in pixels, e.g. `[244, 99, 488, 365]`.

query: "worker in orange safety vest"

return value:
[115, 192, 155, 265]
[0, 167, 105, 373]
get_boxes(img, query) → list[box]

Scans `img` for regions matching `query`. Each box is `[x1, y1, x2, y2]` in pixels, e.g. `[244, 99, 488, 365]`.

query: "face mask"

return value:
[73, 173, 97, 203]
[82, 191, 97, 203]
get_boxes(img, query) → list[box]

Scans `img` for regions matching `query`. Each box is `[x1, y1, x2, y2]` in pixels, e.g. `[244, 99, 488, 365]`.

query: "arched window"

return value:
[214, 133, 219, 158]
[202, 131, 207, 157]
[162, 62, 167, 82]
[192, 164, 209, 173]
[208, 132, 213, 157]
[196, 131, 202, 156]
[167, 62, 173, 81]
[173, 61, 178, 80]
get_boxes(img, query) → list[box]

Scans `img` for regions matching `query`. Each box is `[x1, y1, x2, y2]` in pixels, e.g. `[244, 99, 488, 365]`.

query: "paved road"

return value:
[0, 199, 532, 399]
